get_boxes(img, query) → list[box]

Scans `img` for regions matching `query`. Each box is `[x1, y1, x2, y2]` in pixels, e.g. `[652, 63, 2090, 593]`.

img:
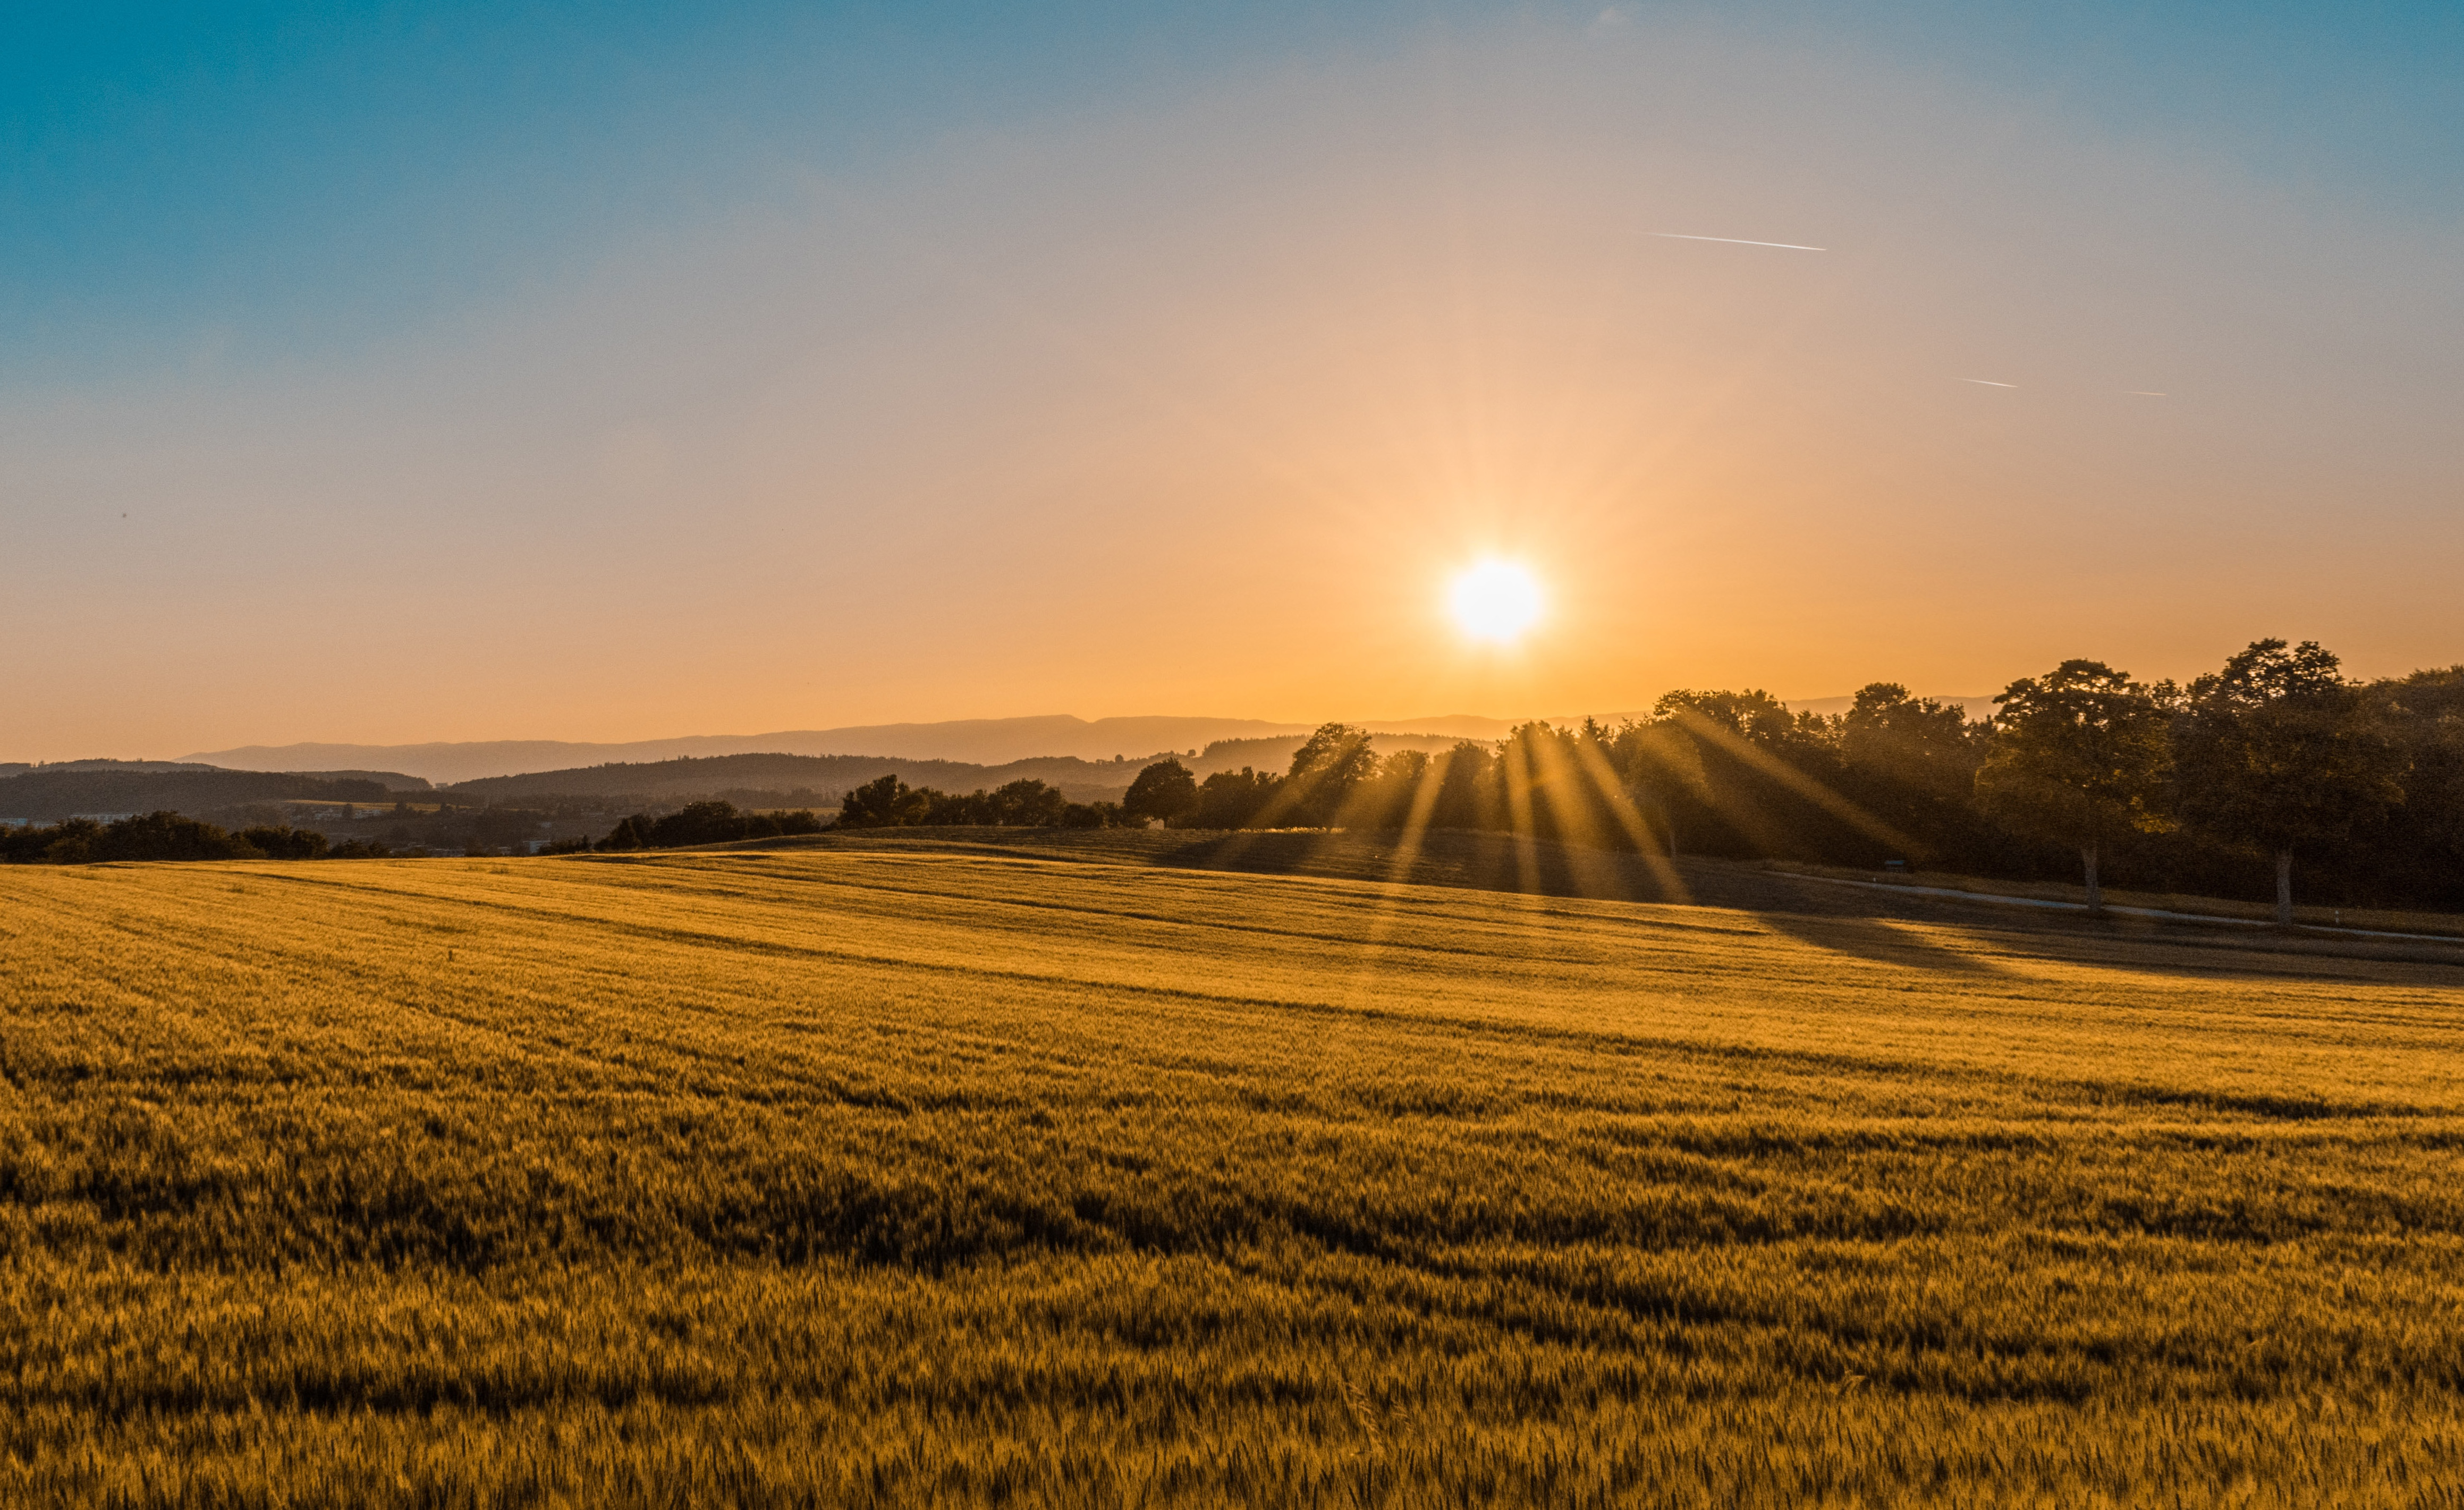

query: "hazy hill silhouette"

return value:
[179, 714, 1553, 784]
[0, 768, 421, 823]
[182, 716, 1309, 784]
[444, 752, 1150, 805]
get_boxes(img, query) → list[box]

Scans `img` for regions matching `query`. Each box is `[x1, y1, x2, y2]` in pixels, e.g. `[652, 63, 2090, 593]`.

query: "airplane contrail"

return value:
[1651, 233, 1827, 251]
[1965, 379, 2016, 387]
[2122, 391, 2169, 396]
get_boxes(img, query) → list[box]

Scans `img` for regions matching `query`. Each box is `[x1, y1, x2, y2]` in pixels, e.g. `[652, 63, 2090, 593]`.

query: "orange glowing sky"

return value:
[6, 8, 2460, 761]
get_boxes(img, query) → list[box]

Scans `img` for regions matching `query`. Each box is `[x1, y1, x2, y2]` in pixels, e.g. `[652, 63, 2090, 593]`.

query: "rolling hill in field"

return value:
[5, 832, 2463, 1505]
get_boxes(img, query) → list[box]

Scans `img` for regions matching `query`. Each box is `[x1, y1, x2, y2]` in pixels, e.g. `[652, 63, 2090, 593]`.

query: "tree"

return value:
[1652, 688, 1821, 751]
[1840, 683, 1980, 800]
[1190, 767, 1280, 829]
[1122, 759, 1198, 826]
[836, 774, 930, 829]
[1353, 748, 1430, 830]
[2174, 639, 2405, 924]
[1428, 741, 1501, 833]
[239, 825, 329, 860]
[1974, 660, 2170, 914]
[1606, 719, 1707, 857]
[1282, 723, 1378, 826]
[2373, 668, 2464, 895]
[981, 778, 1070, 827]
[1835, 683, 1992, 870]
[596, 816, 649, 851]
[1059, 800, 1125, 829]
[644, 800, 755, 847]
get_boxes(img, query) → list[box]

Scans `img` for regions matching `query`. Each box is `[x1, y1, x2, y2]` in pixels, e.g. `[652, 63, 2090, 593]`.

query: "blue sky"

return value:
[8, 2, 2457, 377]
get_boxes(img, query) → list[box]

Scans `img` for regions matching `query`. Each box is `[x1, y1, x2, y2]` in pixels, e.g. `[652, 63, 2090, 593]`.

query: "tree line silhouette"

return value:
[833, 776, 1127, 830]
[0, 811, 387, 864]
[1117, 639, 2463, 921]
[594, 800, 830, 851]
[588, 781, 1128, 851]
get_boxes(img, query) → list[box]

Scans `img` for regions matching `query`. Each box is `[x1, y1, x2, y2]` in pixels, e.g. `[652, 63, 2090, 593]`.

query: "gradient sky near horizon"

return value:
[6, 2, 2461, 760]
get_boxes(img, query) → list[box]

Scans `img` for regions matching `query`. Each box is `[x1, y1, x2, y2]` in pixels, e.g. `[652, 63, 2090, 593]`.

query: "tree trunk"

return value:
[2081, 841, 2102, 916]
[2275, 850, 2294, 927]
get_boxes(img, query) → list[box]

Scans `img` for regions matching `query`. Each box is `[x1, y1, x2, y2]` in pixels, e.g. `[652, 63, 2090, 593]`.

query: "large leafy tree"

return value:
[2174, 639, 2404, 924]
[1190, 767, 1280, 829]
[1429, 740, 1501, 833]
[1840, 683, 1981, 800]
[2374, 668, 2464, 883]
[836, 774, 930, 829]
[1600, 718, 1706, 857]
[1121, 759, 1199, 827]
[1974, 660, 2170, 914]
[1281, 723, 1379, 826]
[1652, 688, 1823, 753]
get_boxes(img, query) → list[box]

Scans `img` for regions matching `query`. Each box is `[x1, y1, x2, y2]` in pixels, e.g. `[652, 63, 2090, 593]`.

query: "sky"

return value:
[6, 1, 2461, 760]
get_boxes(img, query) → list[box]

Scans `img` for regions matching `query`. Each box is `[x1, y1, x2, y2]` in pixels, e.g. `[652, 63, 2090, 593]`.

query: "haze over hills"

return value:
[180, 717, 1301, 785]
[1, 760, 223, 778]
[179, 715, 1544, 784]
[449, 753, 1148, 807]
[168, 702, 1991, 786]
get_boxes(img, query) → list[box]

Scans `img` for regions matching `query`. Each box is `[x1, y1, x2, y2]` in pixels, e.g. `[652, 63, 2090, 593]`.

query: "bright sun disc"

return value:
[1449, 561, 1544, 643]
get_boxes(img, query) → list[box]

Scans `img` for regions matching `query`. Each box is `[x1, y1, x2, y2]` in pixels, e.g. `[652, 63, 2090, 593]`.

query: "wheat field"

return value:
[4, 837, 2463, 1506]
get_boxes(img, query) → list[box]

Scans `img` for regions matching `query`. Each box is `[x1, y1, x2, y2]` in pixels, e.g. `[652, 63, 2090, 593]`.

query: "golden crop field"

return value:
[5, 835, 2464, 1507]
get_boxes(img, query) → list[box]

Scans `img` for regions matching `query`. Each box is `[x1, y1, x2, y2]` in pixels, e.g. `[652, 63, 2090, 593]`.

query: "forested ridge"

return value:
[0, 768, 414, 822]
[448, 751, 1143, 805]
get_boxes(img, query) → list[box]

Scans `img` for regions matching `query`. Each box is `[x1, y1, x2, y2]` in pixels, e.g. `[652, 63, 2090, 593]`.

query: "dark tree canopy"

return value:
[1282, 724, 1378, 826]
[597, 801, 826, 850]
[835, 776, 932, 830]
[1974, 662, 2171, 845]
[1122, 760, 1198, 825]
[1190, 768, 1281, 830]
[2172, 640, 2406, 919]
[829, 775, 1122, 832]
[1842, 683, 1978, 799]
[0, 811, 362, 866]
[1969, 660, 2171, 910]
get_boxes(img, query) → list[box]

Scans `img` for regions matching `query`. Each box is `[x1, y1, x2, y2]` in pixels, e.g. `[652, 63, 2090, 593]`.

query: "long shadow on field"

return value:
[1749, 909, 2009, 977]
[1148, 829, 1664, 903]
[702, 828, 2464, 978]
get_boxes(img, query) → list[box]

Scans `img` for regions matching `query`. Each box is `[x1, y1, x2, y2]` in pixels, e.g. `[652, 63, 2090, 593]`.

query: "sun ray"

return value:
[1565, 726, 1694, 907]
[1663, 708, 1927, 859]
[1336, 752, 1455, 1013]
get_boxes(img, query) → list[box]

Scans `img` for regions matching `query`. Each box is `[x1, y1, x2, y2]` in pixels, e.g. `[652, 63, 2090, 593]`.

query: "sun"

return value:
[1448, 559, 1545, 644]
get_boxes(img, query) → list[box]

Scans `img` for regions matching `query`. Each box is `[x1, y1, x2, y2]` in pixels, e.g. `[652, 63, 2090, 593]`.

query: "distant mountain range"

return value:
[177, 714, 1543, 784]
[451, 752, 1147, 806]
[0, 759, 224, 778]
